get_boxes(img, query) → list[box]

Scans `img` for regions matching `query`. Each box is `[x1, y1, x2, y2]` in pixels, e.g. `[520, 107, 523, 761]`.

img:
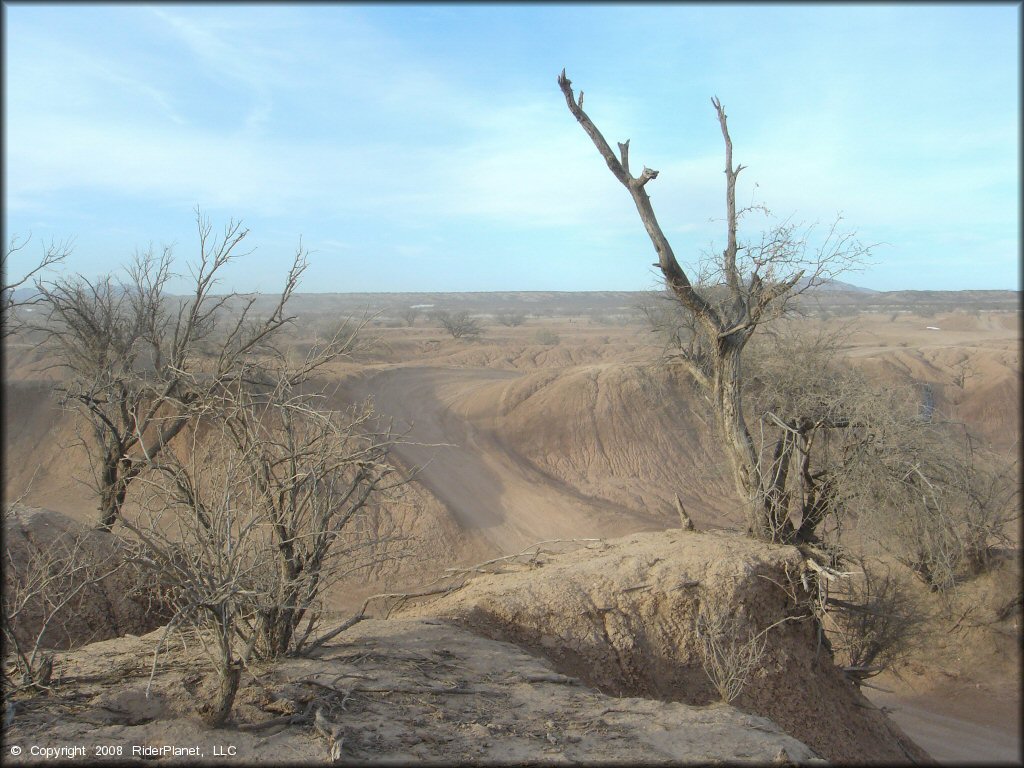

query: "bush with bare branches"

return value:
[824, 556, 926, 683]
[855, 430, 1019, 590]
[693, 603, 770, 704]
[33, 210, 350, 531]
[2, 515, 123, 692]
[121, 356, 403, 725]
[435, 310, 482, 340]
[533, 328, 560, 346]
[496, 311, 526, 327]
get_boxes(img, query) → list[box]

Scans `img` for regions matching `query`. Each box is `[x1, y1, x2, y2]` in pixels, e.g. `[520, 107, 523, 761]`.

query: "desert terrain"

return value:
[3, 288, 1020, 763]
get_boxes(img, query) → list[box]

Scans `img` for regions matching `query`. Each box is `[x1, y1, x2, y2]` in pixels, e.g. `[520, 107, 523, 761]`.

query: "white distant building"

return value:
[925, 326, 940, 331]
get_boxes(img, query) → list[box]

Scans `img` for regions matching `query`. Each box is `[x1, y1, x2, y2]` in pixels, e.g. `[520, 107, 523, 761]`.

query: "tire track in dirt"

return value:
[347, 366, 663, 554]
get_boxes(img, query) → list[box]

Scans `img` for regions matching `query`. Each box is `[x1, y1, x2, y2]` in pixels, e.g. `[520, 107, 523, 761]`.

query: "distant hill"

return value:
[796, 278, 878, 294]
[245, 287, 1018, 320]
[10, 284, 1015, 320]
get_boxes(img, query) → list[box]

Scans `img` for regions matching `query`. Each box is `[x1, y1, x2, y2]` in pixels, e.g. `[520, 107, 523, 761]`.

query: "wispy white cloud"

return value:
[4, 4, 1018, 291]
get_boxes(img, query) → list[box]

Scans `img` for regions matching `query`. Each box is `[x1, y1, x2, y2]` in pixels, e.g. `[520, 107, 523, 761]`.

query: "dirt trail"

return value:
[348, 366, 662, 553]
[345, 363, 1020, 764]
[865, 684, 1020, 764]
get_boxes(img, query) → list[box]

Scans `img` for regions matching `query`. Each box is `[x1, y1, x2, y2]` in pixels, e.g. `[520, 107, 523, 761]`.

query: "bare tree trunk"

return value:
[711, 343, 794, 540]
[201, 616, 242, 728]
[97, 462, 128, 532]
[202, 662, 241, 728]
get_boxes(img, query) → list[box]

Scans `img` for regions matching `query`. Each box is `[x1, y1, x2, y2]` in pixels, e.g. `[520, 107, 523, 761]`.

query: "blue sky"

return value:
[3, 3, 1019, 293]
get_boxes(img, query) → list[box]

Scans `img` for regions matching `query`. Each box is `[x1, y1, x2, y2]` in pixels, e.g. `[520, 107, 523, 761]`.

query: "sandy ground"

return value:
[4, 616, 826, 765]
[866, 683, 1021, 764]
[347, 366, 664, 552]
[4, 301, 1020, 761]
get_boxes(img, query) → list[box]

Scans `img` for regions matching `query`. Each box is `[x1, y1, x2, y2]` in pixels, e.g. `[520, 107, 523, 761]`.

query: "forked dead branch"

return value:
[558, 71, 1017, 584]
[557, 69, 872, 544]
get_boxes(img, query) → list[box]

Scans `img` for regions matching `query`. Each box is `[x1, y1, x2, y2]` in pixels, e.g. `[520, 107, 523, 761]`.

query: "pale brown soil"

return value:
[401, 529, 930, 764]
[3, 298, 1020, 762]
[5, 610, 824, 764]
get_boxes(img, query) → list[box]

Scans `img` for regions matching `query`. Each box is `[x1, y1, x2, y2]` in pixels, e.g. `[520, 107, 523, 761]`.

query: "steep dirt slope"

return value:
[483, 362, 738, 526]
[404, 529, 930, 764]
[344, 366, 666, 554]
[3, 506, 168, 650]
[849, 344, 1020, 453]
[2, 381, 97, 520]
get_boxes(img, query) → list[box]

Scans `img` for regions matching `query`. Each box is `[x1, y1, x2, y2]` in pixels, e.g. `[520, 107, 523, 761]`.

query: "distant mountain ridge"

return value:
[796, 277, 878, 294]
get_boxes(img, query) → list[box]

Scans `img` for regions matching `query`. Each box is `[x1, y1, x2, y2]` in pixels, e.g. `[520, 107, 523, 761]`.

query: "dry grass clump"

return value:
[692, 602, 770, 704]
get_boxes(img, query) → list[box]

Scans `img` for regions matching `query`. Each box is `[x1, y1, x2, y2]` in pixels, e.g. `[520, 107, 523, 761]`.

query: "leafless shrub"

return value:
[436, 310, 482, 340]
[533, 328, 560, 346]
[400, 307, 421, 327]
[2, 520, 123, 692]
[122, 359, 404, 726]
[33, 209, 354, 531]
[824, 557, 926, 682]
[952, 358, 976, 389]
[853, 417, 1020, 590]
[693, 603, 770, 703]
[496, 311, 526, 327]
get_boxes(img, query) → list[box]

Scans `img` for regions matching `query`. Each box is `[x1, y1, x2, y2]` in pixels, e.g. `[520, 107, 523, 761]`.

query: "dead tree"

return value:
[558, 70, 870, 542]
[122, 359, 402, 725]
[2, 235, 70, 338]
[34, 209, 342, 531]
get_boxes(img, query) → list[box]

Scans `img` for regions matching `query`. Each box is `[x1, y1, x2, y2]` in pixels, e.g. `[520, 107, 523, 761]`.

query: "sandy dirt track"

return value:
[867, 684, 1021, 764]
[348, 365, 663, 553]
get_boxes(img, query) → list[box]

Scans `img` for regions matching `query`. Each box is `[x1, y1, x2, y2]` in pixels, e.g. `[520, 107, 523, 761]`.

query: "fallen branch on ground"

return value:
[305, 537, 608, 651]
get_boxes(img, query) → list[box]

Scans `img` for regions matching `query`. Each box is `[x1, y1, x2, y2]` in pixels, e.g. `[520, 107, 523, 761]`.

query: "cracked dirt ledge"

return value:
[402, 529, 931, 764]
[6, 526, 932, 764]
[5, 617, 822, 765]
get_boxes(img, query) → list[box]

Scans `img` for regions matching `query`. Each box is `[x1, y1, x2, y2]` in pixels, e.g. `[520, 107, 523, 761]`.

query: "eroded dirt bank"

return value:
[344, 365, 669, 552]
[6, 614, 824, 764]
[403, 528, 930, 764]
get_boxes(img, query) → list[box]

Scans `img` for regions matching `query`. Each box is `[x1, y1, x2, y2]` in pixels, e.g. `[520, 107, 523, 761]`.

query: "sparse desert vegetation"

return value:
[4, 247, 1019, 762]
[2, 70, 1019, 767]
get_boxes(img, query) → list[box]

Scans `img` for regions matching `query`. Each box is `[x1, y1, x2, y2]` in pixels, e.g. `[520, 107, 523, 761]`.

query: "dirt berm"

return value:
[403, 528, 931, 764]
[3, 506, 169, 650]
